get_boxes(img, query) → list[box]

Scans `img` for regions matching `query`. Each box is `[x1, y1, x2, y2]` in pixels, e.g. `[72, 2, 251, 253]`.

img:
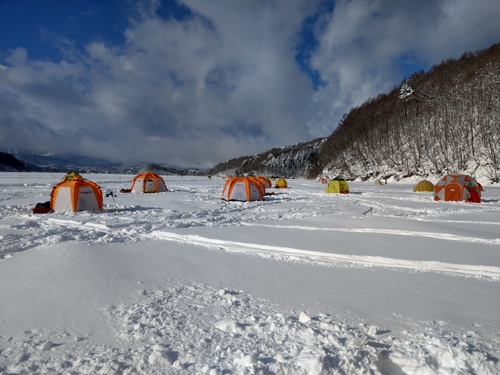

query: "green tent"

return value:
[325, 176, 349, 194]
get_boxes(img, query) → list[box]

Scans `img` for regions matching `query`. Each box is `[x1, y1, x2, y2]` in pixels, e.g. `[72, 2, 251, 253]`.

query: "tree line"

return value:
[315, 42, 500, 182]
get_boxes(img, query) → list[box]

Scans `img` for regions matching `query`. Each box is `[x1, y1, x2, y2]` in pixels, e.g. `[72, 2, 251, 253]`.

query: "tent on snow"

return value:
[50, 177, 103, 212]
[61, 171, 82, 181]
[318, 177, 328, 184]
[253, 177, 267, 193]
[413, 179, 434, 193]
[275, 178, 288, 188]
[222, 177, 264, 202]
[256, 176, 272, 189]
[130, 172, 168, 193]
[325, 176, 349, 194]
[434, 174, 481, 203]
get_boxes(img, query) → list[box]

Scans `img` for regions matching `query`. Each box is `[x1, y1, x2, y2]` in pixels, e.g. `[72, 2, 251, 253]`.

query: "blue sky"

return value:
[1, 0, 499, 168]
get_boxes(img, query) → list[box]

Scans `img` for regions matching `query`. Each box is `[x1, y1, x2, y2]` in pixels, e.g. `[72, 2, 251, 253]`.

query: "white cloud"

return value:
[1, 0, 319, 167]
[1, 0, 499, 167]
[5, 47, 28, 66]
[306, 0, 500, 136]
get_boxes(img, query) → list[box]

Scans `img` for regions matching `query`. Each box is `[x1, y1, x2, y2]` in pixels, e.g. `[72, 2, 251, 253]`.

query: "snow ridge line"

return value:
[412, 219, 500, 226]
[242, 223, 500, 246]
[150, 231, 500, 279]
[41, 217, 500, 246]
[46, 218, 111, 232]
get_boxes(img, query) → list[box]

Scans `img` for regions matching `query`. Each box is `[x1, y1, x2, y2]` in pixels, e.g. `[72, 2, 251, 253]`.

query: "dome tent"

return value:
[325, 176, 349, 194]
[222, 177, 264, 202]
[130, 172, 168, 193]
[61, 171, 82, 181]
[413, 179, 434, 192]
[256, 176, 272, 189]
[252, 176, 267, 194]
[50, 177, 103, 212]
[434, 174, 481, 203]
[275, 178, 288, 189]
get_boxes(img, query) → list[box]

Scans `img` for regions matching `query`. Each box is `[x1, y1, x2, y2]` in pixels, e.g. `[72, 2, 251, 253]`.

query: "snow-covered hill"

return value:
[210, 43, 500, 184]
[209, 138, 325, 178]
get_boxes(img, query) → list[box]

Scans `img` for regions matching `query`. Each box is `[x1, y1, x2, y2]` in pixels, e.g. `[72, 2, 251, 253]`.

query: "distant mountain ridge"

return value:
[15, 153, 121, 169]
[0, 152, 125, 173]
[0, 152, 207, 175]
[0, 151, 41, 172]
[138, 164, 206, 176]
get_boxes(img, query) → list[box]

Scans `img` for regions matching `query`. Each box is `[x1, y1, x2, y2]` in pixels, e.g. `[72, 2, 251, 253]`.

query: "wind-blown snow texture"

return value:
[0, 173, 499, 374]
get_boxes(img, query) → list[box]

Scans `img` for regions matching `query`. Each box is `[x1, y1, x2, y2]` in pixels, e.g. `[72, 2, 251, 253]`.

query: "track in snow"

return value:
[243, 223, 500, 245]
[151, 231, 500, 280]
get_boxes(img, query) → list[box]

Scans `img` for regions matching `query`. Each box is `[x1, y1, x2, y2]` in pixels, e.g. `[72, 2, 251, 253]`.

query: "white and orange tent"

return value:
[50, 177, 103, 212]
[256, 176, 272, 189]
[222, 177, 264, 202]
[130, 172, 168, 193]
[434, 174, 481, 203]
[253, 177, 267, 194]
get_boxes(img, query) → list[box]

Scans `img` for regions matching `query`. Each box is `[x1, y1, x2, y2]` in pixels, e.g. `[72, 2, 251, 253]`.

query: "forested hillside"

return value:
[0, 152, 41, 172]
[318, 42, 500, 182]
[209, 138, 325, 177]
[211, 43, 500, 183]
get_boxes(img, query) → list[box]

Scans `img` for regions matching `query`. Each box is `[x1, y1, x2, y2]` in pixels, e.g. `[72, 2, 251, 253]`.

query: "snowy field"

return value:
[0, 172, 499, 375]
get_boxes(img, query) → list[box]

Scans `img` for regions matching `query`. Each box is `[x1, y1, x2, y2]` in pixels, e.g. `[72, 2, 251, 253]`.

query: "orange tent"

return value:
[275, 178, 288, 189]
[318, 177, 328, 184]
[434, 174, 481, 203]
[50, 177, 103, 212]
[222, 177, 264, 201]
[130, 172, 168, 193]
[256, 176, 272, 189]
[253, 177, 267, 193]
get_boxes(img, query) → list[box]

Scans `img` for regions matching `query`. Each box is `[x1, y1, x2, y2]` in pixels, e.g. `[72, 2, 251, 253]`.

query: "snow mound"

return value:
[1, 281, 497, 374]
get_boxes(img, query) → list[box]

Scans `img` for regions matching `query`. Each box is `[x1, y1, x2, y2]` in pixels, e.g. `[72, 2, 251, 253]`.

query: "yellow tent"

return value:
[61, 171, 82, 181]
[275, 178, 288, 188]
[325, 176, 349, 194]
[413, 179, 434, 192]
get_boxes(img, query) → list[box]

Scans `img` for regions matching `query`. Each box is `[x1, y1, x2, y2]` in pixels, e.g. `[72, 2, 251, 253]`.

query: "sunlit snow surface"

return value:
[0, 173, 499, 374]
